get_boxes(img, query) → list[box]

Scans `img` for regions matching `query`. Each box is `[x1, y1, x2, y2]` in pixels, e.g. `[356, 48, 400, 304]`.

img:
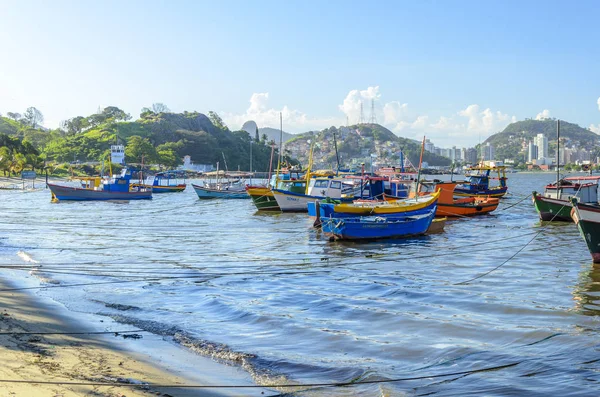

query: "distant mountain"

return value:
[484, 118, 600, 162]
[241, 121, 294, 144]
[284, 123, 451, 169]
[260, 127, 295, 144]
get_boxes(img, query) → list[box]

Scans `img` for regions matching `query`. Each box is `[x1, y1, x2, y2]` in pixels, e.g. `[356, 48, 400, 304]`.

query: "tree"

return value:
[60, 116, 89, 135]
[255, 126, 259, 142]
[208, 111, 228, 131]
[125, 136, 156, 163]
[6, 112, 21, 121]
[140, 107, 154, 118]
[9, 152, 26, 175]
[152, 103, 170, 113]
[157, 148, 179, 168]
[101, 106, 131, 122]
[0, 147, 11, 176]
[23, 107, 43, 128]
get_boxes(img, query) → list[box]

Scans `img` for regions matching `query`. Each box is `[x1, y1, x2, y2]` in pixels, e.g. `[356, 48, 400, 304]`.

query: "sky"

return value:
[1, 0, 600, 148]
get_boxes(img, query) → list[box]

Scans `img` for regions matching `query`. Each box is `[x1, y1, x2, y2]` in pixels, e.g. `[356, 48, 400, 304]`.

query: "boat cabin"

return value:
[306, 176, 388, 200]
[543, 176, 600, 203]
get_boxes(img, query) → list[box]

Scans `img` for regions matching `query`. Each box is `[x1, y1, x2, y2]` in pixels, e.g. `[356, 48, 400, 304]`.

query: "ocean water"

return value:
[1, 173, 600, 396]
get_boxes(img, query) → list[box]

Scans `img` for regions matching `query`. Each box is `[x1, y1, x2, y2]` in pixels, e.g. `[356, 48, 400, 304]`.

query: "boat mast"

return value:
[267, 144, 275, 185]
[556, 119, 560, 199]
[304, 141, 314, 194]
[275, 112, 283, 186]
[415, 136, 426, 199]
[249, 140, 252, 186]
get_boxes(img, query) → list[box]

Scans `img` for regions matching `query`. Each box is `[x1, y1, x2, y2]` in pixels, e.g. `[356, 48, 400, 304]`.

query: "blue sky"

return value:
[1, 0, 599, 147]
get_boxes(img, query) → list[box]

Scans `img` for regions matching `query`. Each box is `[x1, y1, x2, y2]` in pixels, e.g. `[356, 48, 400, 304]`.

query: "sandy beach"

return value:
[0, 276, 269, 397]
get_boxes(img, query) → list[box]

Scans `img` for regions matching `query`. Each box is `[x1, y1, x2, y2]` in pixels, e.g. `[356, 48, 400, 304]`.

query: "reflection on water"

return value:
[1, 174, 600, 395]
[573, 263, 600, 315]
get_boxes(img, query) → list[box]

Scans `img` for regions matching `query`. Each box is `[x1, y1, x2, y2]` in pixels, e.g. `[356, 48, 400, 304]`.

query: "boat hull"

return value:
[272, 190, 353, 212]
[532, 193, 573, 222]
[192, 183, 248, 199]
[453, 186, 507, 198]
[246, 186, 280, 211]
[48, 183, 152, 201]
[131, 183, 186, 193]
[322, 210, 435, 240]
[436, 201, 498, 217]
[571, 202, 600, 263]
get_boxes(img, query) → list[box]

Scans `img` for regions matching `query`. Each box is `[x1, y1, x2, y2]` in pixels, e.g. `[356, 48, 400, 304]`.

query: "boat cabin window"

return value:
[330, 181, 341, 189]
[314, 180, 329, 188]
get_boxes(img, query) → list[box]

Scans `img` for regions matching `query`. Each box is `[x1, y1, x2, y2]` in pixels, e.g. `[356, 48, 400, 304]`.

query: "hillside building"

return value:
[534, 133, 548, 159]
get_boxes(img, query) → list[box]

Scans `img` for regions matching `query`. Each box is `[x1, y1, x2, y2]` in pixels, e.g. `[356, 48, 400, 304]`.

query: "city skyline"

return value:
[1, 0, 600, 148]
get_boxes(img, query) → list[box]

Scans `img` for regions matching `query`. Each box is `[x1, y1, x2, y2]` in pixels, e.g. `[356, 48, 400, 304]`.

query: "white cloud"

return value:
[224, 87, 516, 148]
[339, 86, 381, 124]
[223, 92, 339, 132]
[411, 115, 429, 129]
[597, 97, 600, 111]
[382, 101, 409, 131]
[590, 124, 600, 134]
[456, 104, 514, 134]
[535, 109, 551, 120]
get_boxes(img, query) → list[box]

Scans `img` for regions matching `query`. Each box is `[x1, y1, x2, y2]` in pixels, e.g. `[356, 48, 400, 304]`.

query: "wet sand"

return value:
[0, 277, 269, 396]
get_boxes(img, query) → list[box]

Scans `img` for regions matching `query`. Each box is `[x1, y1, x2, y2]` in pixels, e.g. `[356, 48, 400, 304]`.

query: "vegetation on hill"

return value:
[484, 118, 600, 162]
[0, 105, 296, 176]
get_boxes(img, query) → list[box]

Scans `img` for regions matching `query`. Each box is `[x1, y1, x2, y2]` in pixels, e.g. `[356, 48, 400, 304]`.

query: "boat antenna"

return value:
[333, 131, 340, 175]
[221, 152, 229, 174]
[556, 119, 560, 199]
[140, 155, 144, 184]
[399, 149, 405, 173]
[450, 161, 455, 182]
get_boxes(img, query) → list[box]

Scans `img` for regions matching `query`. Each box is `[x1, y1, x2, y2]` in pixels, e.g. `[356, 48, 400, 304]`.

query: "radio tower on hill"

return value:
[369, 98, 377, 124]
[358, 102, 364, 125]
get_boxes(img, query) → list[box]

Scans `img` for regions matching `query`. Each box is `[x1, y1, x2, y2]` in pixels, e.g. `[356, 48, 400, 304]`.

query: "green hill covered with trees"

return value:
[0, 105, 293, 176]
[483, 118, 600, 163]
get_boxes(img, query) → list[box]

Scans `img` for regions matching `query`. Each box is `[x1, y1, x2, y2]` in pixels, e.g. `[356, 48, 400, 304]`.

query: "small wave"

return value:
[106, 314, 301, 391]
[91, 300, 141, 311]
[17, 250, 38, 263]
[28, 269, 60, 285]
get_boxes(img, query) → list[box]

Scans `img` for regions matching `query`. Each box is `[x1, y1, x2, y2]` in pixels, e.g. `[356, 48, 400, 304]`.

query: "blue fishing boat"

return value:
[453, 165, 508, 198]
[48, 168, 152, 201]
[131, 171, 187, 193]
[192, 182, 248, 199]
[321, 208, 436, 241]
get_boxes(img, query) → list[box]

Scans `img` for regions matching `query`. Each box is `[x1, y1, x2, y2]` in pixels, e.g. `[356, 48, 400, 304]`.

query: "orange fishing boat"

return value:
[414, 180, 499, 217]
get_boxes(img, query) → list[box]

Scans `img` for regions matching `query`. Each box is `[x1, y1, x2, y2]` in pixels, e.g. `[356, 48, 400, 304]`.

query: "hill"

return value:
[240, 121, 295, 145]
[483, 119, 600, 162]
[43, 110, 292, 172]
[285, 123, 451, 169]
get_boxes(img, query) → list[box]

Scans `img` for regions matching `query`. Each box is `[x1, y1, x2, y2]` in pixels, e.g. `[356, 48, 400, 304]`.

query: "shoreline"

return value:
[0, 275, 269, 396]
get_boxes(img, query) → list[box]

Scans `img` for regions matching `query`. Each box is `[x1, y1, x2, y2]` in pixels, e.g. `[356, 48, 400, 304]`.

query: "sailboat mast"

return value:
[267, 144, 275, 184]
[415, 136, 426, 198]
[275, 112, 283, 184]
[556, 119, 560, 199]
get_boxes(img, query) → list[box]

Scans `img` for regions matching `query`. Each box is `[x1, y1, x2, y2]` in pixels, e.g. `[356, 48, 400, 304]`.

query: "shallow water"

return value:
[1, 173, 600, 396]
